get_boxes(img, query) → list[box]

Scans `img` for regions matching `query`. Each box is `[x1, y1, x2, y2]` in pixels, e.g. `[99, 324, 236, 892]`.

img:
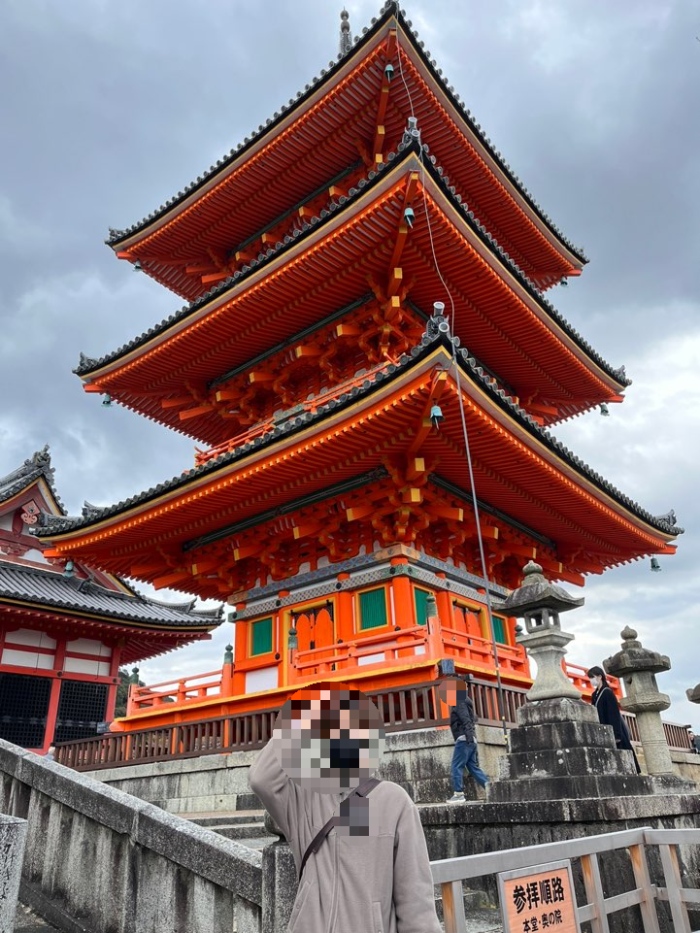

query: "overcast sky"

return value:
[1, 1, 698, 728]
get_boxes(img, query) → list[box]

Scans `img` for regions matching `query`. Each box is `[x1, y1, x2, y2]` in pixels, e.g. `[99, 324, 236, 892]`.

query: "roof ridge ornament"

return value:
[0, 445, 52, 486]
[82, 500, 104, 519]
[339, 9, 352, 55]
[653, 509, 677, 527]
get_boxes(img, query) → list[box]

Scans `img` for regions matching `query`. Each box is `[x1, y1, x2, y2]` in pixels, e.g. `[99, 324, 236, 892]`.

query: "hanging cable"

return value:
[395, 32, 509, 739]
[448, 331, 510, 742]
[396, 36, 455, 324]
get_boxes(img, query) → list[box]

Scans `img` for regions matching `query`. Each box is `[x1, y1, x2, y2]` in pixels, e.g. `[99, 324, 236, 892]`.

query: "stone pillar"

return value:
[605, 626, 674, 775]
[0, 814, 27, 933]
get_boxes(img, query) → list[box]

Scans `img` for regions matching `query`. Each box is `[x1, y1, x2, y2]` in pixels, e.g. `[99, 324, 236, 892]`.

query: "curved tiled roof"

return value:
[0, 446, 66, 514]
[54, 325, 679, 540]
[106, 2, 586, 264]
[0, 560, 222, 629]
[79, 142, 627, 389]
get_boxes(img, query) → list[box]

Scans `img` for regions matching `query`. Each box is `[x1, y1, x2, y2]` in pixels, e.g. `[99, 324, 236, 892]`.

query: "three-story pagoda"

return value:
[39, 4, 681, 730]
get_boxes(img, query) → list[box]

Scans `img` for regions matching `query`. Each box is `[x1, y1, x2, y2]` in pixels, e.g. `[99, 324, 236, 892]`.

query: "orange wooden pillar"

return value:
[390, 558, 418, 659]
[435, 572, 453, 640]
[335, 573, 354, 642]
[425, 595, 443, 663]
[43, 637, 68, 751]
[44, 676, 62, 752]
[232, 613, 248, 695]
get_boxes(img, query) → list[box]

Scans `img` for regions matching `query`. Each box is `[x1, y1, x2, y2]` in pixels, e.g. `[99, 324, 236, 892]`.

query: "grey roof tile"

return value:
[0, 559, 222, 629]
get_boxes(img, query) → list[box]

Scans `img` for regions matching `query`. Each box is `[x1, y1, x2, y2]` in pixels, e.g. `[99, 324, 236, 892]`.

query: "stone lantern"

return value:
[489, 561, 648, 803]
[605, 626, 673, 775]
[501, 560, 584, 702]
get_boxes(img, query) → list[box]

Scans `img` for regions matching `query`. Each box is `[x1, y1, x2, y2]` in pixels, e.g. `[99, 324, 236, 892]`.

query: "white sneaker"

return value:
[446, 793, 464, 803]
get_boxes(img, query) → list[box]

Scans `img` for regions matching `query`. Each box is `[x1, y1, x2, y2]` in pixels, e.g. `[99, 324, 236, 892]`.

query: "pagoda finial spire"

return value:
[339, 9, 352, 55]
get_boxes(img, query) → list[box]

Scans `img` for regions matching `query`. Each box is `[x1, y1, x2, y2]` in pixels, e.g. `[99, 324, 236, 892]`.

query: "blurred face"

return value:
[273, 687, 386, 793]
[589, 675, 601, 689]
[436, 678, 467, 707]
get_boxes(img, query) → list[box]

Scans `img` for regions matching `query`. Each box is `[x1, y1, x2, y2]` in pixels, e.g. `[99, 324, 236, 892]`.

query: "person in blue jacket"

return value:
[440, 676, 489, 802]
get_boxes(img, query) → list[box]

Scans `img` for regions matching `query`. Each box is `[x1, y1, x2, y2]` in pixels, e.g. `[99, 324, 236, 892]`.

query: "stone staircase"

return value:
[179, 809, 277, 851]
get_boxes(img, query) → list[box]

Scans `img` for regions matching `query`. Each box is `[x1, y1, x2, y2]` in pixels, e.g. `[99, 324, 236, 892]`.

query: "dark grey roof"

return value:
[0, 559, 222, 629]
[80, 142, 627, 388]
[106, 2, 586, 264]
[53, 323, 680, 540]
[0, 446, 66, 514]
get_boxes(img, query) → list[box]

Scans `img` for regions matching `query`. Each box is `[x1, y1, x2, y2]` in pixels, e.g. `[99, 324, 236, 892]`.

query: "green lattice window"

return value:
[359, 588, 387, 630]
[251, 617, 273, 656]
[414, 588, 432, 626]
[491, 615, 508, 645]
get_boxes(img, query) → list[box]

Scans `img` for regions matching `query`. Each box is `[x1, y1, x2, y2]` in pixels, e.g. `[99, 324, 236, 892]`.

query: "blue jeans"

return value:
[451, 740, 489, 790]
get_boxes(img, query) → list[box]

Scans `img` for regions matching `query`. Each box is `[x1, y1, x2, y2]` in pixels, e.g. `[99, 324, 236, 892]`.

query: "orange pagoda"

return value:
[39, 4, 680, 735]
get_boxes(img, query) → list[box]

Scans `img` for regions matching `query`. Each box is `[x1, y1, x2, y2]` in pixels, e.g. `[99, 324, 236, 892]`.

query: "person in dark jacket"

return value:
[587, 666, 641, 773]
[688, 729, 700, 754]
[438, 677, 489, 802]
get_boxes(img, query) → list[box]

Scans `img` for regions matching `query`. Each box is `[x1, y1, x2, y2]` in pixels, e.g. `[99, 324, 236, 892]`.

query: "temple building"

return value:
[0, 447, 221, 751]
[37, 3, 680, 733]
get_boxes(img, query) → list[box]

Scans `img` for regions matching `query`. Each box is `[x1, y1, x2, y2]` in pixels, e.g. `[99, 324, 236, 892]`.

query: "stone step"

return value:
[178, 809, 265, 827]
[208, 822, 268, 840]
[233, 834, 280, 852]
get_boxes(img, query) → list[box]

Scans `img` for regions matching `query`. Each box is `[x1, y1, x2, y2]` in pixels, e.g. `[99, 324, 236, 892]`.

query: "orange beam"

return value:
[152, 571, 191, 590]
[161, 397, 195, 409]
[179, 405, 215, 421]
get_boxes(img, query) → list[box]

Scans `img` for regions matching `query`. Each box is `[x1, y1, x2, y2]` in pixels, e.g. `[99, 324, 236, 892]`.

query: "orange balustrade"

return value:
[127, 666, 233, 715]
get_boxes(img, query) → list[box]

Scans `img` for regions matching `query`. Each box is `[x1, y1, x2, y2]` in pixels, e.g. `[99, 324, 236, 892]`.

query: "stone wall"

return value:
[88, 724, 700, 811]
[0, 739, 263, 933]
[0, 813, 27, 933]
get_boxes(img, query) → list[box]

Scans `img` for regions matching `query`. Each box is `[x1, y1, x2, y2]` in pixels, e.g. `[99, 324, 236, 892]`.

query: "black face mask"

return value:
[328, 737, 363, 770]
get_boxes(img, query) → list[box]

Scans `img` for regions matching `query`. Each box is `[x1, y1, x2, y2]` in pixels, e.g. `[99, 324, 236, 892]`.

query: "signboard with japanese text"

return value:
[498, 859, 581, 933]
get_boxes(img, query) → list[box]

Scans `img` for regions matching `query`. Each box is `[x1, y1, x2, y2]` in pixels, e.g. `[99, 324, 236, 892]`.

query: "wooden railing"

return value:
[433, 827, 700, 933]
[658, 719, 694, 751]
[56, 677, 694, 772]
[56, 707, 279, 771]
[57, 677, 526, 771]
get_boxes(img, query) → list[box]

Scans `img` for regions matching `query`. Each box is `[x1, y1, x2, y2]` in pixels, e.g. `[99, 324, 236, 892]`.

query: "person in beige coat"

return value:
[248, 681, 442, 933]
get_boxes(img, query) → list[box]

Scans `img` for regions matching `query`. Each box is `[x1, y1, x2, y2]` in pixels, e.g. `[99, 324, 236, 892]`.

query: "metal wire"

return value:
[395, 30, 509, 739]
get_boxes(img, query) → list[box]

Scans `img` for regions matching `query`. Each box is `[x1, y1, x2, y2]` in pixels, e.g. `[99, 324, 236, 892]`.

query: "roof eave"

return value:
[106, 5, 585, 266]
[42, 337, 681, 545]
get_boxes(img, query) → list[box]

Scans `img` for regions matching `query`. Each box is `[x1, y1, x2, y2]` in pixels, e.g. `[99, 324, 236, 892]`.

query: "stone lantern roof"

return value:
[500, 561, 584, 618]
[605, 626, 671, 677]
